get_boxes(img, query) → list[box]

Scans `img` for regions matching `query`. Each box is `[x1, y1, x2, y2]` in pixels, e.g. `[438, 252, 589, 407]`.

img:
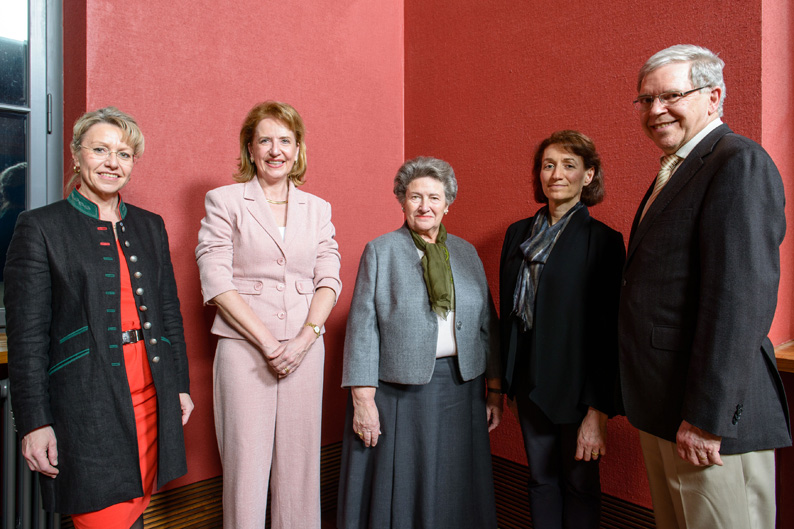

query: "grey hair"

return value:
[393, 156, 458, 205]
[638, 44, 726, 116]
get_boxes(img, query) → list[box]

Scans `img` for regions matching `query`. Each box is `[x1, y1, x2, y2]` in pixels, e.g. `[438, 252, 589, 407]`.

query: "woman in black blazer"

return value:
[5, 107, 192, 529]
[499, 130, 624, 529]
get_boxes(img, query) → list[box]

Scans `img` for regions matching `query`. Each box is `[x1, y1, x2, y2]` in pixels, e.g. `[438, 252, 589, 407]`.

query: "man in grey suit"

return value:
[618, 44, 791, 528]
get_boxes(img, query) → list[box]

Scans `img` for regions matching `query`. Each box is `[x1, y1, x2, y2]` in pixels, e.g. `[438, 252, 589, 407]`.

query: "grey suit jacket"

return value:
[618, 124, 791, 454]
[342, 225, 500, 387]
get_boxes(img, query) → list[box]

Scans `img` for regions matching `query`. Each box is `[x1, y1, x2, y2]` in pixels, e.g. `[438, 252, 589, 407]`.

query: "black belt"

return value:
[121, 329, 144, 345]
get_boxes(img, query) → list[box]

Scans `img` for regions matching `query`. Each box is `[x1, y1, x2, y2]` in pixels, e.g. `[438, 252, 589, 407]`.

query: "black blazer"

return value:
[5, 190, 190, 513]
[500, 206, 625, 423]
[618, 124, 791, 454]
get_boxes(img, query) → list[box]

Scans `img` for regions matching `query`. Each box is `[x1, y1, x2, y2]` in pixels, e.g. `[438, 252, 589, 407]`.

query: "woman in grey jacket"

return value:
[5, 107, 192, 529]
[337, 157, 502, 529]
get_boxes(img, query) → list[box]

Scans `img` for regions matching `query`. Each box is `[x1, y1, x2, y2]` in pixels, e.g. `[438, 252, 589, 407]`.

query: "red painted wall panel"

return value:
[762, 2, 794, 527]
[762, 0, 794, 346]
[404, 0, 784, 510]
[65, 0, 404, 489]
[61, 0, 794, 518]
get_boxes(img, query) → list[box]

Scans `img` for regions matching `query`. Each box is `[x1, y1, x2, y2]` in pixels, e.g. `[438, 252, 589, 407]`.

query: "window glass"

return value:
[0, 0, 60, 327]
[0, 0, 28, 106]
[0, 112, 27, 301]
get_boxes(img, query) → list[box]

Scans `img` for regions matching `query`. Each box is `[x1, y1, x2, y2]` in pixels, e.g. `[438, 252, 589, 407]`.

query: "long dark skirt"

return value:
[336, 357, 498, 529]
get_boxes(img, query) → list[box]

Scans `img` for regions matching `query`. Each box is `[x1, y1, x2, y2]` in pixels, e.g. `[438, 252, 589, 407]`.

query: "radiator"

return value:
[1, 378, 60, 529]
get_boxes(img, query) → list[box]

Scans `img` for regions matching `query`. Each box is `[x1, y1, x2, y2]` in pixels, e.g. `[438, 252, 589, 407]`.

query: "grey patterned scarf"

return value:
[512, 202, 583, 331]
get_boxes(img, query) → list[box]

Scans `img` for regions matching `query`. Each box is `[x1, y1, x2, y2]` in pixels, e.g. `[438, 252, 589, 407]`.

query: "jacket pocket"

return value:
[296, 279, 314, 309]
[232, 278, 263, 295]
[295, 280, 314, 295]
[58, 325, 88, 344]
[654, 207, 693, 223]
[48, 348, 90, 375]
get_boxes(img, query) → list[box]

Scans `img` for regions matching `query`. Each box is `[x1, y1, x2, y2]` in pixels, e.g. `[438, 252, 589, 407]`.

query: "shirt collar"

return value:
[67, 188, 128, 221]
[675, 118, 723, 159]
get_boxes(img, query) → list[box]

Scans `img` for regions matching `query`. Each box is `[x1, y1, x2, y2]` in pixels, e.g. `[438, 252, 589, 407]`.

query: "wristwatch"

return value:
[304, 322, 321, 337]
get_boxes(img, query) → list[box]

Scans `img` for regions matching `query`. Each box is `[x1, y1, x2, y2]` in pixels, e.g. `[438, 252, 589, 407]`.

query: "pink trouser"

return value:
[214, 336, 324, 529]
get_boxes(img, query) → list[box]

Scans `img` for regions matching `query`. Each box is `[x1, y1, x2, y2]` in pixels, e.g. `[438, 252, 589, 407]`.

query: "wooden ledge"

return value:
[776, 341, 794, 374]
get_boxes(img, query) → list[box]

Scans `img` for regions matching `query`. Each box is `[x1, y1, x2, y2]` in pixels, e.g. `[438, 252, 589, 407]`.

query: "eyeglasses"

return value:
[80, 145, 136, 165]
[632, 86, 708, 112]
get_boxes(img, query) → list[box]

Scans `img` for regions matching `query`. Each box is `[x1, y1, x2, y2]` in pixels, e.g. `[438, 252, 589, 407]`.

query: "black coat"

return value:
[618, 124, 791, 454]
[499, 206, 625, 423]
[5, 190, 190, 513]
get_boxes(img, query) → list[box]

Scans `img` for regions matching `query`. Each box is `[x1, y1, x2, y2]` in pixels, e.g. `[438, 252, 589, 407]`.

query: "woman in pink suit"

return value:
[196, 101, 341, 529]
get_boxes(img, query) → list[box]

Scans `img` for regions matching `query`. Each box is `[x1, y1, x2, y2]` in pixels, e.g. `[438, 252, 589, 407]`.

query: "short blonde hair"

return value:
[68, 107, 144, 191]
[235, 101, 307, 186]
[70, 106, 144, 157]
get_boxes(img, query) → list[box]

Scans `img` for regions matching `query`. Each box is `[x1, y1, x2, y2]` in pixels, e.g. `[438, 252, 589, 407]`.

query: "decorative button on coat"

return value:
[130, 255, 138, 262]
[136, 288, 144, 295]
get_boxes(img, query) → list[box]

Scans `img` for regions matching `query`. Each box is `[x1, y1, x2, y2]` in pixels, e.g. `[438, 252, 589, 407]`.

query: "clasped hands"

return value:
[264, 326, 317, 378]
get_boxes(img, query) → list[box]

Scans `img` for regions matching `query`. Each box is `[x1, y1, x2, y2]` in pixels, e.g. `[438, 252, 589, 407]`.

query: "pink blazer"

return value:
[196, 179, 341, 341]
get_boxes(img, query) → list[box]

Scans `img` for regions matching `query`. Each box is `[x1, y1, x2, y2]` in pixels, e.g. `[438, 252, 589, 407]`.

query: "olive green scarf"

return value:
[410, 224, 455, 319]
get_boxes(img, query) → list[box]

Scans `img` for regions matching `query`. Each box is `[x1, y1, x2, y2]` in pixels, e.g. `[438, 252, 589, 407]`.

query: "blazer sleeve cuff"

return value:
[341, 375, 380, 389]
[315, 277, 342, 301]
[15, 409, 55, 440]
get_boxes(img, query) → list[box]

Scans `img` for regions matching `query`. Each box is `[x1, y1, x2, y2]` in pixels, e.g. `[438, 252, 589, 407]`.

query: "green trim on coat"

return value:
[48, 349, 90, 375]
[66, 189, 128, 220]
[58, 326, 88, 344]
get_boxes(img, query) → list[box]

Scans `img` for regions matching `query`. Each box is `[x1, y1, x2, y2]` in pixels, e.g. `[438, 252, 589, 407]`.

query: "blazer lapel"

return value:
[398, 223, 423, 267]
[243, 178, 286, 254]
[626, 124, 731, 264]
[282, 182, 307, 252]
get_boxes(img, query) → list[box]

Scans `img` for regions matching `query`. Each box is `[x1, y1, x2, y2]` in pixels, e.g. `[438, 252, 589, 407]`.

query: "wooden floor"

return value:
[321, 509, 337, 528]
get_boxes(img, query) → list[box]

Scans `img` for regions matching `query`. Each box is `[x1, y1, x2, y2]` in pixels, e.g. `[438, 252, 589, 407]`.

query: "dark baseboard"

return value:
[60, 442, 654, 528]
[492, 455, 656, 529]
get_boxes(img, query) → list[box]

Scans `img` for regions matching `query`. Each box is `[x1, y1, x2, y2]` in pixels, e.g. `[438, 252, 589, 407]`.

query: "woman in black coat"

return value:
[499, 130, 624, 529]
[5, 107, 193, 529]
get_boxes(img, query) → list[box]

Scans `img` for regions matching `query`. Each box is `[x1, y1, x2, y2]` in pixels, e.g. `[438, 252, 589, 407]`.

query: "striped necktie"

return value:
[640, 154, 682, 222]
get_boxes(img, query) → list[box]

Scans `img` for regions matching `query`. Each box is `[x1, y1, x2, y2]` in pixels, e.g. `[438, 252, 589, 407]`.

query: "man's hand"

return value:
[676, 420, 723, 466]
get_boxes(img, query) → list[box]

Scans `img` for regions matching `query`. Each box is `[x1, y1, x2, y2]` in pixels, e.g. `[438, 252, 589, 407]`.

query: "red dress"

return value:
[71, 241, 158, 529]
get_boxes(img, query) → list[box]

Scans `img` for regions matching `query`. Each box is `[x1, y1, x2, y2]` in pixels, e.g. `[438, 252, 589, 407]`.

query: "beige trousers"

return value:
[214, 336, 324, 529]
[639, 430, 776, 529]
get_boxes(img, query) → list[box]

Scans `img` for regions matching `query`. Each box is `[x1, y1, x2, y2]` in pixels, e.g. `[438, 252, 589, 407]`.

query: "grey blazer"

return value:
[342, 225, 500, 387]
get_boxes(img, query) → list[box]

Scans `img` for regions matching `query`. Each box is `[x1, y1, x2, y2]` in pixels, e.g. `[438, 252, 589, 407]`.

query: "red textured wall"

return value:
[762, 0, 794, 346]
[404, 0, 790, 510]
[60, 0, 794, 517]
[762, 2, 794, 527]
[63, 0, 405, 489]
